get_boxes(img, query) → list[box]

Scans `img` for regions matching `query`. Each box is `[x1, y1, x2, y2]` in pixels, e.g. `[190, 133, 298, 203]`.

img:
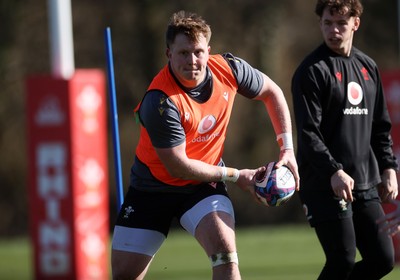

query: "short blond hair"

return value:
[166, 11, 212, 48]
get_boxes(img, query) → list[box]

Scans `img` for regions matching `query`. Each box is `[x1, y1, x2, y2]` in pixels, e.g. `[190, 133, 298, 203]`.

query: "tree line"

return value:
[0, 0, 398, 236]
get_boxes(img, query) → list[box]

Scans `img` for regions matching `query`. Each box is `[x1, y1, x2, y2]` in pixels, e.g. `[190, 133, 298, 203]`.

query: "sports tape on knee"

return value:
[210, 252, 238, 267]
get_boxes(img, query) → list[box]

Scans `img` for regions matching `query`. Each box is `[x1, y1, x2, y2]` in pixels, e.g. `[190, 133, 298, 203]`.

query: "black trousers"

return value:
[314, 196, 395, 280]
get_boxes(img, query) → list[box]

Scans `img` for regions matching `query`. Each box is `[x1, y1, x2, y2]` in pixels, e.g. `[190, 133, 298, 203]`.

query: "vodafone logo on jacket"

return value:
[198, 115, 216, 134]
[343, 81, 368, 115]
[347, 81, 363, 105]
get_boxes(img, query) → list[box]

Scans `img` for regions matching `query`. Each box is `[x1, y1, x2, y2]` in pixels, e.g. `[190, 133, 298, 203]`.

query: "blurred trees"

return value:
[0, 0, 398, 236]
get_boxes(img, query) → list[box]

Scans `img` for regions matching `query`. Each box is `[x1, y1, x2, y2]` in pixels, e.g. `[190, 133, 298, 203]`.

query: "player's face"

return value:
[320, 7, 360, 56]
[167, 33, 210, 88]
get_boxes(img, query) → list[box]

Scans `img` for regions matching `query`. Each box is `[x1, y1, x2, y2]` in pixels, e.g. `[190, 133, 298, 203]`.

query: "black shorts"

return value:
[299, 187, 380, 227]
[114, 181, 230, 236]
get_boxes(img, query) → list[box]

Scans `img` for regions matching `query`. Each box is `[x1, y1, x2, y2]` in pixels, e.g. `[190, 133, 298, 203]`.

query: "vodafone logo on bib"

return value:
[347, 81, 363, 105]
[198, 115, 216, 134]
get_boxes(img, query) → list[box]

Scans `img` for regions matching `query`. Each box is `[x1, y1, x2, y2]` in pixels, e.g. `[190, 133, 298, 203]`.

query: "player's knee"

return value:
[380, 262, 394, 277]
[210, 252, 239, 267]
[112, 266, 145, 280]
[381, 249, 395, 274]
[111, 250, 150, 280]
[363, 246, 395, 277]
[112, 267, 133, 280]
[325, 254, 355, 276]
[111, 262, 134, 280]
[373, 257, 395, 278]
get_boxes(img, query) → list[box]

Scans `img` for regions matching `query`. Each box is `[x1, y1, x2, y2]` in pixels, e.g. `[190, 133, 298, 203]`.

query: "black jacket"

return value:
[291, 43, 398, 191]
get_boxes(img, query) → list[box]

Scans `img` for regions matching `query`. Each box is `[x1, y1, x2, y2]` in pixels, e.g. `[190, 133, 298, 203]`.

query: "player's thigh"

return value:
[352, 190, 394, 260]
[300, 190, 352, 227]
[111, 226, 166, 279]
[111, 249, 152, 280]
[314, 217, 357, 261]
[111, 187, 173, 278]
[178, 183, 236, 255]
[302, 190, 357, 261]
[195, 211, 236, 256]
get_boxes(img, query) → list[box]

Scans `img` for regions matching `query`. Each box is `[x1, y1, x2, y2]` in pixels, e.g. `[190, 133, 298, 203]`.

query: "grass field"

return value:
[0, 224, 399, 279]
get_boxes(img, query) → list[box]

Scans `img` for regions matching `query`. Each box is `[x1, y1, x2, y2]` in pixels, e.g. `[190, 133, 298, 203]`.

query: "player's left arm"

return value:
[224, 53, 299, 190]
[254, 73, 300, 191]
[370, 69, 399, 201]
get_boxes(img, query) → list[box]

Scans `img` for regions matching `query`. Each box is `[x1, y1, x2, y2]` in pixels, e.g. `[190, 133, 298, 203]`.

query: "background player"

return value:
[291, 0, 399, 279]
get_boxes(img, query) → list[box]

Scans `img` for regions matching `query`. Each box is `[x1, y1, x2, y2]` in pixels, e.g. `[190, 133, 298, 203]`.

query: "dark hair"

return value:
[166, 11, 212, 48]
[315, 0, 363, 17]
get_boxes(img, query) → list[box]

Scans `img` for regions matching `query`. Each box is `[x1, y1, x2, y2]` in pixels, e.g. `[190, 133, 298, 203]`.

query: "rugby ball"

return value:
[254, 162, 295, 207]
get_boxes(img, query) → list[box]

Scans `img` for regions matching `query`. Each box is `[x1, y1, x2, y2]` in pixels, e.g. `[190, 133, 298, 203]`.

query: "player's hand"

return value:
[377, 199, 400, 236]
[276, 149, 300, 191]
[235, 166, 266, 203]
[378, 169, 398, 202]
[331, 169, 354, 202]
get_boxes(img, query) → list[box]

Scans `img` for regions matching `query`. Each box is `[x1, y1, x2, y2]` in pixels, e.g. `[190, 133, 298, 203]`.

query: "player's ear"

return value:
[353, 17, 360, 31]
[166, 48, 171, 59]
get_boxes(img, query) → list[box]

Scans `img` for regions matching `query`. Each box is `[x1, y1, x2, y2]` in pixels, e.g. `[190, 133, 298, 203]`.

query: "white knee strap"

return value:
[210, 252, 239, 267]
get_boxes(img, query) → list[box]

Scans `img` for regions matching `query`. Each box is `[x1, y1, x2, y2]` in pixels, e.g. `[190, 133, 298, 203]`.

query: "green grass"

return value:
[1, 225, 400, 279]
[147, 225, 400, 280]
